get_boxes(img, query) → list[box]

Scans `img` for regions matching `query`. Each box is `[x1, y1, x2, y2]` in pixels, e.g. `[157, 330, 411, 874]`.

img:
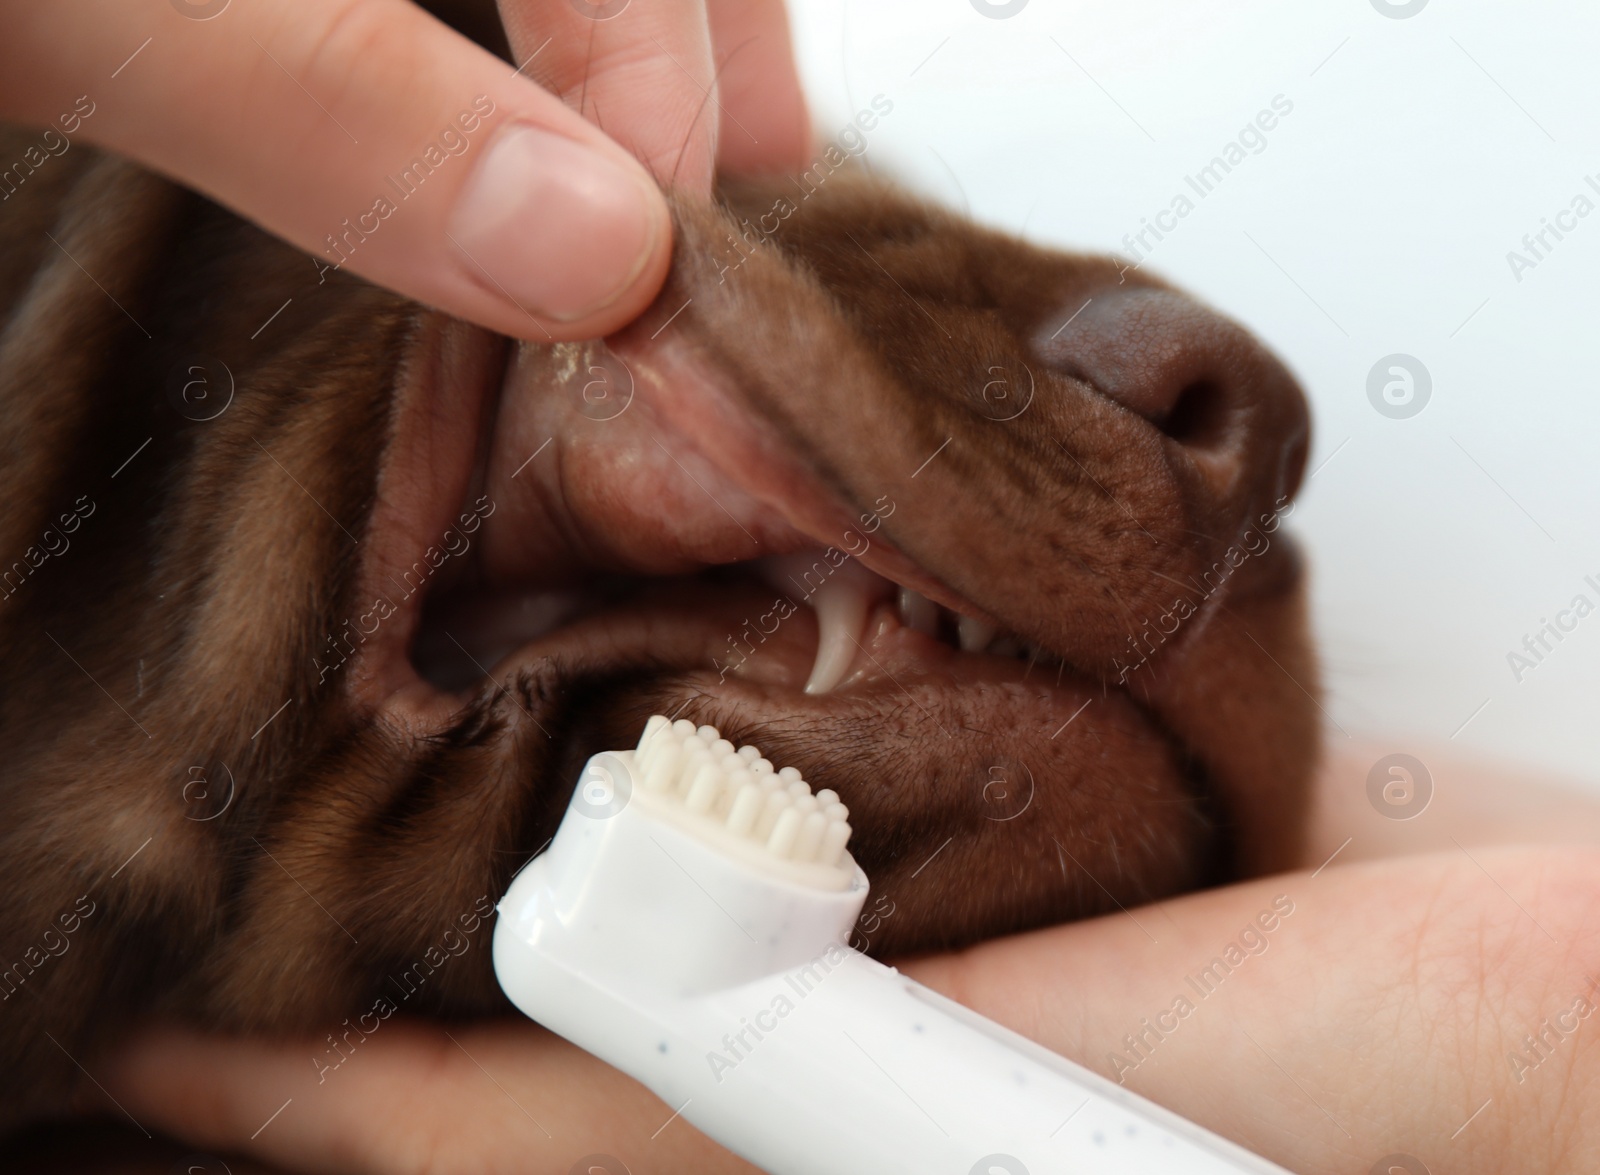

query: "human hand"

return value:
[95, 847, 1600, 1174]
[0, 0, 809, 340]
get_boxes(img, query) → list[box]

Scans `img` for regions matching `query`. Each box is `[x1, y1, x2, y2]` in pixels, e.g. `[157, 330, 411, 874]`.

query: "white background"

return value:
[786, 0, 1600, 790]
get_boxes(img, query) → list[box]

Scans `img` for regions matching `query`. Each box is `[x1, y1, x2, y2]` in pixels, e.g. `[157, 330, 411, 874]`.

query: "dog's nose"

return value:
[1039, 288, 1309, 504]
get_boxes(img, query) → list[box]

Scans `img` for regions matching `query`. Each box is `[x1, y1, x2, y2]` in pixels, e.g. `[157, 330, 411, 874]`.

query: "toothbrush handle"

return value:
[488, 766, 1294, 1174]
[683, 950, 1295, 1175]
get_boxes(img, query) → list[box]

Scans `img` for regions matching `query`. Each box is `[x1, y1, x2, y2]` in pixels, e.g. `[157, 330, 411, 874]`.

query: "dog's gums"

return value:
[0, 116, 1317, 1127]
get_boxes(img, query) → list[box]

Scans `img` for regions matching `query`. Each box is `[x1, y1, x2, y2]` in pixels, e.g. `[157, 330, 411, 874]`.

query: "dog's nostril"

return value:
[1159, 378, 1232, 449]
[1036, 289, 1243, 428]
[1035, 287, 1308, 499]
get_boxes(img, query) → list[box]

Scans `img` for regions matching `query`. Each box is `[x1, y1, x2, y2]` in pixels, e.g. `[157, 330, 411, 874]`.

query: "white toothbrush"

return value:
[493, 715, 1295, 1175]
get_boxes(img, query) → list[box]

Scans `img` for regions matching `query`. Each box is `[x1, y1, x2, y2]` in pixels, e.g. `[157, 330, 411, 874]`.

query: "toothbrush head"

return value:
[625, 714, 857, 890]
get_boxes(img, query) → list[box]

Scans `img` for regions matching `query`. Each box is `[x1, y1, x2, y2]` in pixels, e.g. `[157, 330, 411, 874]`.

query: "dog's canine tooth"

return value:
[759, 553, 892, 694]
[897, 586, 941, 635]
[958, 615, 998, 653]
[802, 571, 875, 694]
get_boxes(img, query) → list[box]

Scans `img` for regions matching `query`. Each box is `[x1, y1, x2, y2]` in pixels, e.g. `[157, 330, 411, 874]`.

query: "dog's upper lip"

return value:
[470, 324, 1003, 628]
[608, 327, 995, 619]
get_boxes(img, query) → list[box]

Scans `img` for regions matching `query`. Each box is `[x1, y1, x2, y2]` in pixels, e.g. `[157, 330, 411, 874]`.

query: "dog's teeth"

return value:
[802, 571, 877, 695]
[760, 553, 890, 696]
[958, 615, 998, 652]
[897, 586, 941, 635]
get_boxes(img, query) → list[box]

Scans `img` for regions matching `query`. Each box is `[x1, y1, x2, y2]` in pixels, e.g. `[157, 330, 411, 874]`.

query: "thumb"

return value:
[0, 0, 675, 341]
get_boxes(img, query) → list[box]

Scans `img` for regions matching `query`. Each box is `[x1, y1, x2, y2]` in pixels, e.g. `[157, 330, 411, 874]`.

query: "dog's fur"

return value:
[0, 13, 1317, 1132]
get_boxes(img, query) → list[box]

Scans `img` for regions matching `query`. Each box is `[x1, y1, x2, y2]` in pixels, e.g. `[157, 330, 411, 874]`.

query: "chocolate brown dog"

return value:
[0, 19, 1315, 1136]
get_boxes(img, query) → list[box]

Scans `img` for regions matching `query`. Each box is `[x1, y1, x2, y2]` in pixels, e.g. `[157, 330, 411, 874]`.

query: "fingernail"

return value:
[448, 123, 661, 323]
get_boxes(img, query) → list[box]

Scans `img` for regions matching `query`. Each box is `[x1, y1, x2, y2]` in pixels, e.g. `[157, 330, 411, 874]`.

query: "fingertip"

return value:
[30, 0, 679, 346]
[445, 121, 676, 341]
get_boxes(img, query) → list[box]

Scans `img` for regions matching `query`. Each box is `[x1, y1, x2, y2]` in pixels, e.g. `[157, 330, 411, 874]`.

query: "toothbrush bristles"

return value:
[630, 715, 853, 869]
[727, 784, 762, 836]
[643, 742, 680, 793]
[767, 807, 802, 858]
[638, 714, 669, 751]
[820, 819, 851, 866]
[795, 811, 827, 860]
